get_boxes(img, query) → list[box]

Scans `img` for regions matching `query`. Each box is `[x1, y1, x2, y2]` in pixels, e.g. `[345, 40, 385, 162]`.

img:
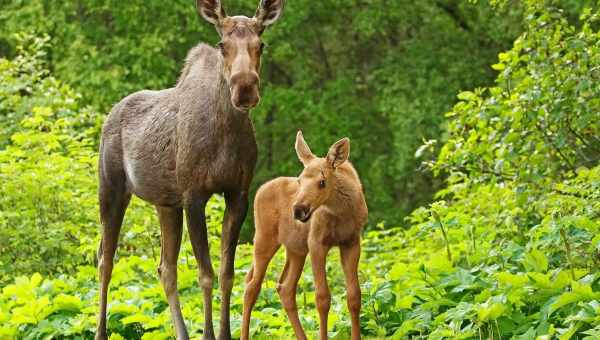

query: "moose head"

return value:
[198, 0, 284, 110]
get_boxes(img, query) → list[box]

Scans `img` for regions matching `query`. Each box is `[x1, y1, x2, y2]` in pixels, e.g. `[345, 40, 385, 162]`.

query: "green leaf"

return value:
[457, 91, 477, 101]
[396, 295, 415, 310]
[522, 249, 548, 273]
[53, 294, 82, 312]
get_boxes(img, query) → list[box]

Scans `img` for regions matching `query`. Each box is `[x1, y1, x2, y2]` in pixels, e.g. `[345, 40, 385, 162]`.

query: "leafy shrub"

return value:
[0, 34, 161, 281]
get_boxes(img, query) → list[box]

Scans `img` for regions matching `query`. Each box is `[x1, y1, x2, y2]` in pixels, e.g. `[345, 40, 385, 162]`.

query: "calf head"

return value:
[198, 0, 284, 110]
[293, 131, 350, 222]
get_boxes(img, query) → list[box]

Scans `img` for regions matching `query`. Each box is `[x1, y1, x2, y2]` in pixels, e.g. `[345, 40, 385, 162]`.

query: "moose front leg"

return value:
[156, 206, 188, 340]
[218, 190, 248, 340]
[186, 196, 216, 340]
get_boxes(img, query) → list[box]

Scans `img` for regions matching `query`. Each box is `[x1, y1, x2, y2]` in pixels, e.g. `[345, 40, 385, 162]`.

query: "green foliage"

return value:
[0, 34, 162, 280]
[437, 2, 599, 183]
[0, 34, 100, 278]
[377, 1, 600, 337]
[0, 241, 365, 339]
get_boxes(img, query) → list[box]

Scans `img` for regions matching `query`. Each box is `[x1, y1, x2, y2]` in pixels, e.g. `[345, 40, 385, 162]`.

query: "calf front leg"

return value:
[185, 196, 215, 340]
[241, 235, 280, 340]
[340, 238, 362, 340]
[277, 249, 308, 340]
[309, 242, 331, 340]
[218, 191, 248, 340]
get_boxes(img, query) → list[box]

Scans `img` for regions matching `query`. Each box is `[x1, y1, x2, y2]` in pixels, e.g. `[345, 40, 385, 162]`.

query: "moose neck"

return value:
[217, 74, 240, 118]
[214, 60, 250, 124]
[176, 44, 251, 129]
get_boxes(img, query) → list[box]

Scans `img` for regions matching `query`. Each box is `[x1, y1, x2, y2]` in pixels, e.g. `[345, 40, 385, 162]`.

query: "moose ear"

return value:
[197, 0, 226, 26]
[326, 137, 350, 169]
[295, 130, 315, 166]
[254, 0, 284, 30]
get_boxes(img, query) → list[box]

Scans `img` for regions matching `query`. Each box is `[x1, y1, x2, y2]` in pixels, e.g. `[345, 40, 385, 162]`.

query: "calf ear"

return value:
[326, 138, 350, 169]
[295, 130, 315, 166]
[197, 0, 226, 26]
[254, 0, 284, 31]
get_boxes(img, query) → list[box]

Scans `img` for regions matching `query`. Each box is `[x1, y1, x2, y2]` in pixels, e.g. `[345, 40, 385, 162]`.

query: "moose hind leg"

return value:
[157, 206, 189, 340]
[218, 191, 249, 340]
[96, 176, 130, 340]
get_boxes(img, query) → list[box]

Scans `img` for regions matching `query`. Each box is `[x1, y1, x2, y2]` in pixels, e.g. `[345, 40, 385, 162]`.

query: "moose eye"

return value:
[318, 179, 326, 188]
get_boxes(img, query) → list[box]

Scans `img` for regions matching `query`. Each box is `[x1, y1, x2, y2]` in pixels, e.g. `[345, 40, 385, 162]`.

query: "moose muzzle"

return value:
[230, 72, 260, 110]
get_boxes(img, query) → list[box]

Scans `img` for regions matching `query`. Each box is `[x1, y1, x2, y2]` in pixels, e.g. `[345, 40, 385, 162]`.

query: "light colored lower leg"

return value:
[200, 270, 215, 340]
[341, 241, 362, 340]
[159, 263, 188, 340]
[277, 252, 307, 340]
[241, 244, 279, 340]
[310, 244, 331, 340]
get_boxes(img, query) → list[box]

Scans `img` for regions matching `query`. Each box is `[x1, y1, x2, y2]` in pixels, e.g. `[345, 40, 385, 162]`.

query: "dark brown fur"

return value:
[95, 1, 284, 340]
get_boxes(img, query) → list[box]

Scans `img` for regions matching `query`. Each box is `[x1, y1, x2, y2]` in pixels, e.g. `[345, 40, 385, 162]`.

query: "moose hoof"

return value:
[94, 332, 108, 340]
[202, 332, 216, 340]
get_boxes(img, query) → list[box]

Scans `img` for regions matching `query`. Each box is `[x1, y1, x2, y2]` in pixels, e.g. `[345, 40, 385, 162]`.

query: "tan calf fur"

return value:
[241, 131, 368, 340]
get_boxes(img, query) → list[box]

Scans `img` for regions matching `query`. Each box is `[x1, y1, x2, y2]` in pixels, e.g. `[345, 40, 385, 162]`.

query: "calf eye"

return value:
[319, 179, 326, 188]
[217, 42, 226, 55]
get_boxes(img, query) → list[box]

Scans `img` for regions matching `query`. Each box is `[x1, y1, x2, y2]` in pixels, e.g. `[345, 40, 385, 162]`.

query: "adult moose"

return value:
[95, 1, 285, 339]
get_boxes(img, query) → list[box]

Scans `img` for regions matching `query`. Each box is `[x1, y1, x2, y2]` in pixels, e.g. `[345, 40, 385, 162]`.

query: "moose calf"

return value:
[241, 131, 368, 340]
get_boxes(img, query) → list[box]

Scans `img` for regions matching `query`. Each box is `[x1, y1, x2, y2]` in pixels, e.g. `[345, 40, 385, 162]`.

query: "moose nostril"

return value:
[293, 205, 311, 221]
[293, 206, 304, 220]
[236, 87, 259, 107]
